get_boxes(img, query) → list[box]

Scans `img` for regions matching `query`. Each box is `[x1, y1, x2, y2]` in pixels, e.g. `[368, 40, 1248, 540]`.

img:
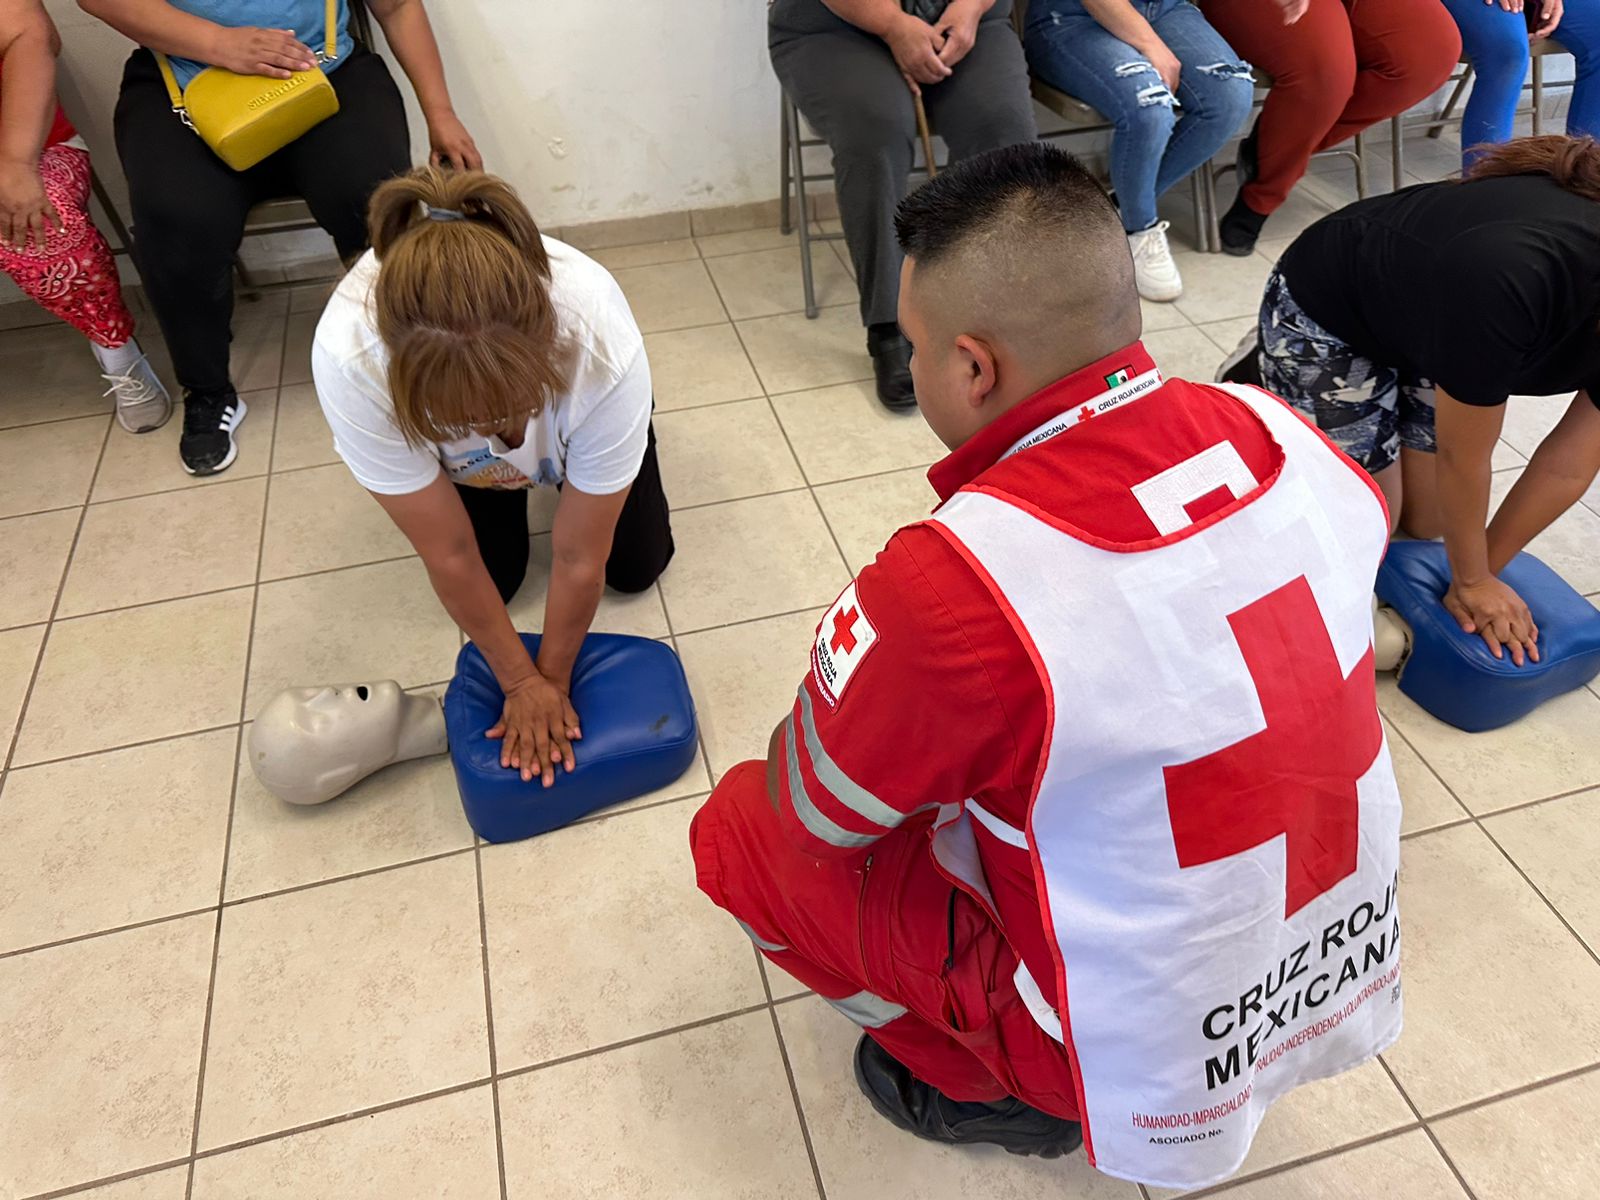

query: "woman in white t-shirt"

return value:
[312, 167, 674, 788]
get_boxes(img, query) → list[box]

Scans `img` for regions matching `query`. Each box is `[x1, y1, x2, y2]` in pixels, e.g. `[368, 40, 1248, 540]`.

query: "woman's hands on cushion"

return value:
[487, 672, 582, 787]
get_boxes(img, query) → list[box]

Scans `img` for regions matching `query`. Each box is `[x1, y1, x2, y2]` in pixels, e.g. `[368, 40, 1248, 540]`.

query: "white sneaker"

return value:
[1127, 220, 1183, 303]
[102, 353, 174, 434]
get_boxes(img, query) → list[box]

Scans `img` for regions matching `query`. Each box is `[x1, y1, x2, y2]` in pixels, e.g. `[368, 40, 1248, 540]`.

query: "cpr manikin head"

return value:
[249, 681, 448, 806]
[893, 142, 1141, 450]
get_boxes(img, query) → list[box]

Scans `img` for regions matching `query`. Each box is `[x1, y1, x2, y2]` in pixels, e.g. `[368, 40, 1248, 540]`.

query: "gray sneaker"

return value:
[103, 353, 174, 434]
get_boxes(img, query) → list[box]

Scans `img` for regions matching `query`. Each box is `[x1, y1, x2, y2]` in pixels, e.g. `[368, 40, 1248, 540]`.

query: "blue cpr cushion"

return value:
[444, 633, 698, 842]
[1376, 541, 1600, 732]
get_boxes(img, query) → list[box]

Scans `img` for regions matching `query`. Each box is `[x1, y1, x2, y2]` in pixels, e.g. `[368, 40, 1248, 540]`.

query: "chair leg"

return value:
[1391, 114, 1405, 192]
[1204, 160, 1222, 255]
[1428, 69, 1472, 139]
[1353, 130, 1369, 200]
[789, 102, 819, 319]
[1191, 166, 1212, 254]
[88, 169, 134, 257]
[1533, 55, 1545, 136]
[779, 97, 794, 236]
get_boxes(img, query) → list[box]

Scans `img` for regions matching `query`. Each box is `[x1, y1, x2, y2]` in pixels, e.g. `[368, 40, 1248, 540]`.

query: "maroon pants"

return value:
[1202, 0, 1461, 212]
[690, 761, 1080, 1117]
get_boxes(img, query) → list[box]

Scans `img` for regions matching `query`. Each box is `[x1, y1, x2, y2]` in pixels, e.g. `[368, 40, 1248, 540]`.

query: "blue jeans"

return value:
[1024, 0, 1253, 232]
[1441, 0, 1600, 165]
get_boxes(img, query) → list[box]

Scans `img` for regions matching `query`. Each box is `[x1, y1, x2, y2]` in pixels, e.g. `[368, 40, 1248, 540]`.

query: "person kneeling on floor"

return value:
[690, 142, 1405, 1191]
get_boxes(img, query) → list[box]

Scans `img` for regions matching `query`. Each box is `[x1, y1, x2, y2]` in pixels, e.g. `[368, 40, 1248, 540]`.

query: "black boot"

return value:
[852, 1035, 1084, 1159]
[1219, 194, 1269, 258]
[867, 323, 916, 412]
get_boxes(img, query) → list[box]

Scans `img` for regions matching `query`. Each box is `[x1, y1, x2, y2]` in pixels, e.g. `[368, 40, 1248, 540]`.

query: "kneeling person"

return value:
[690, 144, 1403, 1190]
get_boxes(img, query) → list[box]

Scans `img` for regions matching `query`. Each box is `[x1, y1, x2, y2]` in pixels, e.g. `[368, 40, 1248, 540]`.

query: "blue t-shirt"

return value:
[163, 0, 353, 90]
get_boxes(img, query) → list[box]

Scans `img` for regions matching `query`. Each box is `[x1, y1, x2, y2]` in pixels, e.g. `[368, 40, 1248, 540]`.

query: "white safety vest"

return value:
[927, 382, 1403, 1190]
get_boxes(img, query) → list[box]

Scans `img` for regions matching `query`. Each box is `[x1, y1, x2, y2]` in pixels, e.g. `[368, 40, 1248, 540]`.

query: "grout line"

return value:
[185, 347, 287, 1200]
[765, 1001, 830, 1200]
[0, 904, 218, 962]
[222, 844, 479, 909]
[1175, 1123, 1425, 1199]
[22, 1156, 193, 1200]
[1422, 1058, 1600, 1125]
[0, 413, 114, 776]
[493, 1002, 772, 1084]
[471, 844, 511, 1200]
[1383, 718, 1600, 968]
[1374, 1057, 1480, 1200]
[10, 720, 244, 773]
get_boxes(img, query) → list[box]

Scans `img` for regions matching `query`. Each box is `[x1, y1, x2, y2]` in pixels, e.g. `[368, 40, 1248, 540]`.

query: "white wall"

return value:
[41, 0, 781, 230]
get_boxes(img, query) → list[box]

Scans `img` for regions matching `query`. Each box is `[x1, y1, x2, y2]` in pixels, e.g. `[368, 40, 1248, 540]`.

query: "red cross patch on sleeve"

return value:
[812, 581, 879, 709]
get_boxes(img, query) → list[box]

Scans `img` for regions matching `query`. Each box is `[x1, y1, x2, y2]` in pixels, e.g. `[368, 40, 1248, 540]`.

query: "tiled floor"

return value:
[4, 148, 1600, 1200]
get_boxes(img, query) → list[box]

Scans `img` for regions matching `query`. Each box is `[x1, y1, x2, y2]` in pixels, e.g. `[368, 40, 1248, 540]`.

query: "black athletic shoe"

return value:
[852, 1035, 1084, 1159]
[1219, 194, 1269, 258]
[180, 388, 247, 476]
[867, 323, 917, 412]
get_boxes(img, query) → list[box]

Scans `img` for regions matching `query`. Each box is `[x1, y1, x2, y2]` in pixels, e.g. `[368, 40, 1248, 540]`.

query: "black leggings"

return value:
[456, 421, 675, 604]
[113, 45, 411, 395]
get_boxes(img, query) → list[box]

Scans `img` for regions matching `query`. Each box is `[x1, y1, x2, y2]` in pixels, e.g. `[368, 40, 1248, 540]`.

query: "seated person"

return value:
[692, 143, 1402, 1190]
[1442, 0, 1597, 168]
[312, 167, 674, 791]
[1022, 0, 1253, 301]
[77, 0, 480, 475]
[0, 0, 169, 431]
[769, 0, 1037, 410]
[1231, 135, 1600, 666]
[1198, 0, 1460, 254]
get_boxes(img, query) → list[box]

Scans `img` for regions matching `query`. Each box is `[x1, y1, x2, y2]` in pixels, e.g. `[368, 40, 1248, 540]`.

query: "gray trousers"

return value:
[770, 0, 1038, 329]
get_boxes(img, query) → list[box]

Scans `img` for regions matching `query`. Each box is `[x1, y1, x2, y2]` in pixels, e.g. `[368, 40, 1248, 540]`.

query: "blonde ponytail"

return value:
[365, 167, 567, 445]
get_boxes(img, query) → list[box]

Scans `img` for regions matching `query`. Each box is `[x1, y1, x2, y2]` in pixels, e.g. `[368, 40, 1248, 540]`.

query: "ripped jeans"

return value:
[1023, 0, 1253, 233]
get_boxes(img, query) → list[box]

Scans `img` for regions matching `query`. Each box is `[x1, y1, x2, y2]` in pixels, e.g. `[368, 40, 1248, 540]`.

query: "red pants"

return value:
[0, 145, 134, 349]
[690, 761, 1080, 1118]
[1202, 0, 1461, 212]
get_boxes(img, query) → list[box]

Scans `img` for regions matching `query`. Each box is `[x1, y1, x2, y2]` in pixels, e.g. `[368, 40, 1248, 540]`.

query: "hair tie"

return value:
[425, 205, 466, 222]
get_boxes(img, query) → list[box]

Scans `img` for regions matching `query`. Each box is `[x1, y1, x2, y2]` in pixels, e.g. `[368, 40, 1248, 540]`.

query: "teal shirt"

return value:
[163, 0, 354, 90]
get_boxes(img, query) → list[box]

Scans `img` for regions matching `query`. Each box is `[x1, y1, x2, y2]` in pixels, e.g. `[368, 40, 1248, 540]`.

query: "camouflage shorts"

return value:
[1258, 268, 1436, 474]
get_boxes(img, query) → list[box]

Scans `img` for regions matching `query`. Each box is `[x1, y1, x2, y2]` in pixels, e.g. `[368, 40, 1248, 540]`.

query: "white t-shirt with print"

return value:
[311, 238, 652, 496]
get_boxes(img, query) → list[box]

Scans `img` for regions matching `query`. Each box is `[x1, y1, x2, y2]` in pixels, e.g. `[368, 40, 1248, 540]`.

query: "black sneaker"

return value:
[1219, 194, 1269, 257]
[867, 323, 916, 412]
[180, 388, 247, 476]
[852, 1035, 1083, 1159]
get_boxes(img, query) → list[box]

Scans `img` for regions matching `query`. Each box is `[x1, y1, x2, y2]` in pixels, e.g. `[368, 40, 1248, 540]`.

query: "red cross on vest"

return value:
[1077, 404, 1096, 422]
[1163, 575, 1381, 918]
[830, 606, 862, 655]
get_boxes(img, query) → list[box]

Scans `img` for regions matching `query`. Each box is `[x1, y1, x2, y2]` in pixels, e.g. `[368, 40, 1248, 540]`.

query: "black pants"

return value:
[768, 0, 1036, 327]
[456, 422, 675, 604]
[113, 45, 411, 394]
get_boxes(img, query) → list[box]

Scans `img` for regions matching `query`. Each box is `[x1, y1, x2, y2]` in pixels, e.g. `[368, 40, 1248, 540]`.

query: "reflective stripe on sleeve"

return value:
[825, 989, 908, 1029]
[796, 687, 904, 830]
[784, 715, 878, 849]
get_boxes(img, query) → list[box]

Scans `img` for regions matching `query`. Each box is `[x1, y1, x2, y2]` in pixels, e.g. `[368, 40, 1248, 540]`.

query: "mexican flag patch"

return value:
[1104, 365, 1133, 387]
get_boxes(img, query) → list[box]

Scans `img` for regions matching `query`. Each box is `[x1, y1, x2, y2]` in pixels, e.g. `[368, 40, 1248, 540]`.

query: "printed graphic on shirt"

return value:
[444, 443, 533, 489]
[812, 581, 878, 709]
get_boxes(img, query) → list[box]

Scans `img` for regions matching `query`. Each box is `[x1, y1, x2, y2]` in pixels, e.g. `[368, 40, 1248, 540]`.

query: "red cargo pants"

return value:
[690, 760, 1080, 1118]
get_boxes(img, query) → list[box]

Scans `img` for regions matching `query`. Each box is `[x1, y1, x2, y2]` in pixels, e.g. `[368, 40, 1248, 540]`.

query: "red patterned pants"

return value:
[0, 144, 134, 349]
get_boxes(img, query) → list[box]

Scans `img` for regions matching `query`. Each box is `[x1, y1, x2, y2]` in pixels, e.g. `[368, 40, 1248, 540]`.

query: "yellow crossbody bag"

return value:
[154, 0, 341, 172]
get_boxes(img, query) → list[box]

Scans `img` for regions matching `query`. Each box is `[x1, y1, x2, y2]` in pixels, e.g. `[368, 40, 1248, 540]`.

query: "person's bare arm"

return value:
[0, 0, 60, 248]
[538, 480, 628, 691]
[1080, 0, 1180, 90]
[1434, 387, 1539, 665]
[371, 473, 580, 786]
[365, 0, 481, 169]
[1488, 391, 1600, 571]
[76, 0, 315, 77]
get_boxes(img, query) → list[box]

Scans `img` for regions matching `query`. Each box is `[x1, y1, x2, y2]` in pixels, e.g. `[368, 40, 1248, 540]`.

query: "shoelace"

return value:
[1132, 221, 1175, 268]
[101, 364, 159, 407]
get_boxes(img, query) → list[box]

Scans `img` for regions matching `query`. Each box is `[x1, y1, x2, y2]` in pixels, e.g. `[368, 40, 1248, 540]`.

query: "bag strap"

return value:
[154, 0, 340, 114]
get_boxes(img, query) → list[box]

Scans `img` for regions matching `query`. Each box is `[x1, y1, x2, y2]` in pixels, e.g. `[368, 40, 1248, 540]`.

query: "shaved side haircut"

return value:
[894, 143, 1141, 380]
